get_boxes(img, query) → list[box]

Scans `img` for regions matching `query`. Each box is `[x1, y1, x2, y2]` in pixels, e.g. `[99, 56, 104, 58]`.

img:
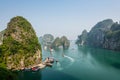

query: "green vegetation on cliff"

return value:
[0, 16, 42, 70]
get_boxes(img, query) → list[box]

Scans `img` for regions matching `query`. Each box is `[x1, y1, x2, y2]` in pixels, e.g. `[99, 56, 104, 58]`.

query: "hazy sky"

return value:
[0, 0, 120, 40]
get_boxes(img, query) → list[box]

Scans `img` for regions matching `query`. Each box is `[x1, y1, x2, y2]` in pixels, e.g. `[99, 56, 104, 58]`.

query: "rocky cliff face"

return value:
[61, 36, 70, 49]
[41, 34, 54, 50]
[39, 34, 70, 51]
[76, 19, 120, 51]
[87, 19, 114, 47]
[76, 30, 88, 45]
[103, 22, 120, 50]
[0, 31, 4, 45]
[0, 32, 3, 45]
[52, 37, 61, 50]
[0, 16, 42, 70]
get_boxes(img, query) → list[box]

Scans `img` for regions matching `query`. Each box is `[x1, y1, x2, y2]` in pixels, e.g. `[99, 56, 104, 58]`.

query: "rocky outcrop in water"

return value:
[52, 37, 61, 50]
[0, 16, 42, 70]
[76, 19, 120, 51]
[39, 34, 54, 50]
[39, 35, 70, 50]
[76, 30, 88, 46]
[52, 36, 70, 50]
[42, 34, 54, 49]
[61, 36, 70, 49]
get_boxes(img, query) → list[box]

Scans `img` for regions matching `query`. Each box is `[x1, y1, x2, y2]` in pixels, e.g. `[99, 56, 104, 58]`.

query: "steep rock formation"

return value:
[61, 36, 70, 49]
[76, 19, 120, 51]
[0, 16, 42, 70]
[52, 36, 70, 50]
[103, 22, 120, 50]
[52, 37, 62, 50]
[76, 30, 88, 45]
[42, 34, 54, 50]
[87, 19, 114, 47]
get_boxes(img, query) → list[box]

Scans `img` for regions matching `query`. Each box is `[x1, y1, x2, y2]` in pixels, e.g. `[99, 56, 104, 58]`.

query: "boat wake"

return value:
[64, 55, 75, 62]
[55, 54, 75, 70]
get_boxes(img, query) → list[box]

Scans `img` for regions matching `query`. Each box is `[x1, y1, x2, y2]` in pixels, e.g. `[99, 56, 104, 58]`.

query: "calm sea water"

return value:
[19, 41, 120, 80]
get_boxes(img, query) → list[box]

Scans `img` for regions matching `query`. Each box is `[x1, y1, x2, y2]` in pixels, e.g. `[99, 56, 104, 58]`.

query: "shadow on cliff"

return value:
[0, 67, 18, 80]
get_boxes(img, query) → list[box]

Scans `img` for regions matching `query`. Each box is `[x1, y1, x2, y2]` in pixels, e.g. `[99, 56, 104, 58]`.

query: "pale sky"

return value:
[0, 0, 120, 40]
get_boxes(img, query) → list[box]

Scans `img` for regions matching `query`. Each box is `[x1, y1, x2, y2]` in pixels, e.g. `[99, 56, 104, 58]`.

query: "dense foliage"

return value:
[0, 16, 42, 70]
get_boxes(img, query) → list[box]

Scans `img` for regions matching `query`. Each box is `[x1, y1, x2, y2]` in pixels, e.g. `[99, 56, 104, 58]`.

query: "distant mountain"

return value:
[39, 34, 54, 50]
[76, 29, 88, 46]
[39, 35, 70, 51]
[76, 19, 120, 51]
[42, 34, 54, 42]
[0, 16, 42, 70]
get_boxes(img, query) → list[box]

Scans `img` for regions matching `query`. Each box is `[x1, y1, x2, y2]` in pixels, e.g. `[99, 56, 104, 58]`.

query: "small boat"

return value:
[31, 66, 40, 71]
[21, 68, 31, 71]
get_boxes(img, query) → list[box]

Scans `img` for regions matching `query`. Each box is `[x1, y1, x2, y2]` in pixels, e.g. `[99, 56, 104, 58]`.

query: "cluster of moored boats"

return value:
[22, 66, 40, 72]
[21, 57, 58, 72]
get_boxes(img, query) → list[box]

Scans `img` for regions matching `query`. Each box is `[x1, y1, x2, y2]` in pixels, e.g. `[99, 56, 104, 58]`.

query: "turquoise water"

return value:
[19, 41, 120, 80]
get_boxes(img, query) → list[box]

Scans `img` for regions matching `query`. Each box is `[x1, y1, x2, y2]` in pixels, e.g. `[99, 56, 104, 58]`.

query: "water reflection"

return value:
[78, 46, 120, 70]
[41, 68, 80, 80]
[19, 71, 42, 80]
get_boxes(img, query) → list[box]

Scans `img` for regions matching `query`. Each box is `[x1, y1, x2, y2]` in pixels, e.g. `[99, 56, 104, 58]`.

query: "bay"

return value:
[19, 41, 120, 80]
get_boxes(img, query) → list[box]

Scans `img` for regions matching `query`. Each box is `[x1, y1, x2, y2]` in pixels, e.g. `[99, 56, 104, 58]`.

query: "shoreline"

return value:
[19, 57, 54, 71]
